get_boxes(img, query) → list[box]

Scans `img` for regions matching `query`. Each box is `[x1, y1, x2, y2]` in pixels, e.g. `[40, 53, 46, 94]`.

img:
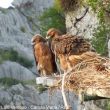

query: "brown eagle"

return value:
[31, 34, 57, 76]
[46, 28, 92, 72]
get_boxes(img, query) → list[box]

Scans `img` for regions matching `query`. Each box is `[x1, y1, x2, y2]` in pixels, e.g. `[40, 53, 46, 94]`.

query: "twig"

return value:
[74, 7, 89, 28]
[62, 71, 71, 110]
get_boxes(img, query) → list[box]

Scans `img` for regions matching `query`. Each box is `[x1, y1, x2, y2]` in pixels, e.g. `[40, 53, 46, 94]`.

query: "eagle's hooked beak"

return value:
[46, 35, 51, 40]
[31, 39, 35, 46]
[31, 42, 35, 46]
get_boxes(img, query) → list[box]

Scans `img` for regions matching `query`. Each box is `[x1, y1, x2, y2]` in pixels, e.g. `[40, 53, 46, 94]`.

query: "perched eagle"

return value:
[31, 34, 57, 76]
[46, 28, 92, 72]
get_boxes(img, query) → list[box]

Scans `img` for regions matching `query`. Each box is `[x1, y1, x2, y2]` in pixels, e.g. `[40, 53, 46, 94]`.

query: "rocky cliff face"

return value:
[65, 3, 110, 57]
[0, 83, 107, 110]
[65, 6, 99, 39]
[65, 2, 110, 109]
[0, 0, 54, 80]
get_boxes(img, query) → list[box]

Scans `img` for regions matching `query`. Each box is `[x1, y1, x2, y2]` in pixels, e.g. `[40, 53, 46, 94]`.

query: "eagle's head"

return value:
[46, 28, 61, 40]
[31, 34, 46, 45]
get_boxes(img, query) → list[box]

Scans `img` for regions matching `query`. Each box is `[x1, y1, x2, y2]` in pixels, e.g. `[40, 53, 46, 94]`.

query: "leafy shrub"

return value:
[39, 0, 66, 36]
[0, 49, 33, 68]
[92, 24, 110, 56]
[87, 0, 110, 56]
[87, 0, 110, 12]
[87, 0, 98, 11]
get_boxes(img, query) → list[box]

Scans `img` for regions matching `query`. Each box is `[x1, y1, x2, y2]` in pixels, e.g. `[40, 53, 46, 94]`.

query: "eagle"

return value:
[46, 28, 92, 72]
[31, 34, 57, 76]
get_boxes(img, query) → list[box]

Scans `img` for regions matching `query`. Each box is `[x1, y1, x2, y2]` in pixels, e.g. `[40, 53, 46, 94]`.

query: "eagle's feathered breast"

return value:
[32, 35, 57, 76]
[34, 42, 57, 75]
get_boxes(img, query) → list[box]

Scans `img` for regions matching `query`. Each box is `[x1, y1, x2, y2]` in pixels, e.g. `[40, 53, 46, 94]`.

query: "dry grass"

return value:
[66, 63, 110, 92]
[52, 53, 110, 96]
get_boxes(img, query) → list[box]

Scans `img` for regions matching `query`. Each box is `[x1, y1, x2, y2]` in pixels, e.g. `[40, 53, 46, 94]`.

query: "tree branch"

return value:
[74, 7, 89, 28]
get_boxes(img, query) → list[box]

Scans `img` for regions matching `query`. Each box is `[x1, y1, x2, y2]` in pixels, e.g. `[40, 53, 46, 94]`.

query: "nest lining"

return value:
[53, 54, 110, 96]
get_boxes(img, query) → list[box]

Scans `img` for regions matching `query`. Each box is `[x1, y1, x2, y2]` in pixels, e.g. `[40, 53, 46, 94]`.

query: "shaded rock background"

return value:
[0, 83, 108, 110]
[0, 0, 54, 80]
[0, 61, 35, 81]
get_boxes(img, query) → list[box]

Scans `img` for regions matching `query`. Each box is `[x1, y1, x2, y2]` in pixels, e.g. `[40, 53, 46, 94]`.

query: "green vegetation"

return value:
[23, 80, 47, 93]
[0, 78, 32, 87]
[0, 77, 47, 93]
[0, 49, 33, 68]
[27, 16, 33, 22]
[87, 0, 110, 56]
[106, 101, 110, 110]
[87, 0, 110, 12]
[0, 77, 22, 87]
[39, 0, 66, 36]
[20, 26, 26, 33]
[23, 79, 36, 85]
[0, 78, 36, 88]
[0, 7, 7, 14]
[36, 84, 47, 93]
[92, 24, 109, 56]
[87, 0, 99, 11]
[0, 57, 2, 64]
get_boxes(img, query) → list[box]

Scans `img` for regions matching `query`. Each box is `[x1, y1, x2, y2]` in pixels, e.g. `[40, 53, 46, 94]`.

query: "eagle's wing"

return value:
[52, 35, 91, 55]
[34, 42, 58, 75]
[33, 45, 41, 73]
[33, 46, 38, 65]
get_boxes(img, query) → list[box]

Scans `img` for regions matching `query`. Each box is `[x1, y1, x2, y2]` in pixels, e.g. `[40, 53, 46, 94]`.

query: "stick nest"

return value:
[54, 52, 110, 95]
